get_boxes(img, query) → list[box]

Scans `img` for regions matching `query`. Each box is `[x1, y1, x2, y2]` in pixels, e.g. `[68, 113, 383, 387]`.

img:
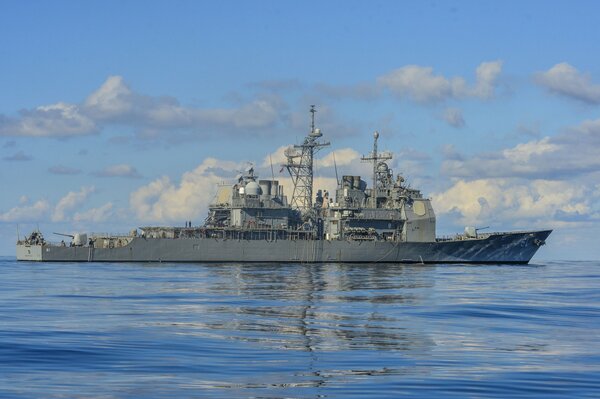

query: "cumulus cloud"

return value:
[316, 148, 361, 168]
[84, 76, 134, 119]
[0, 187, 117, 224]
[443, 107, 465, 128]
[129, 153, 344, 224]
[130, 158, 243, 222]
[0, 76, 286, 139]
[432, 178, 596, 228]
[312, 176, 339, 198]
[73, 202, 114, 223]
[52, 186, 95, 222]
[92, 164, 142, 178]
[378, 65, 460, 103]
[0, 102, 97, 137]
[434, 116, 600, 231]
[377, 60, 503, 103]
[442, 118, 600, 180]
[471, 61, 504, 98]
[3, 150, 33, 161]
[48, 165, 82, 175]
[313, 145, 430, 190]
[502, 137, 560, 163]
[85, 75, 283, 131]
[0, 62, 506, 140]
[535, 63, 600, 104]
[262, 145, 289, 168]
[0, 199, 51, 222]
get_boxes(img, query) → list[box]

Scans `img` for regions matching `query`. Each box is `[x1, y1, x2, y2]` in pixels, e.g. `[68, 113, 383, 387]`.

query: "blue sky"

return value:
[1, 1, 600, 259]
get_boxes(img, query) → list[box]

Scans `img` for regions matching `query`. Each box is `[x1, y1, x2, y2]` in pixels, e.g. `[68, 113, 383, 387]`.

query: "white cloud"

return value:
[443, 107, 465, 128]
[316, 148, 361, 168]
[0, 76, 285, 139]
[190, 99, 279, 129]
[0, 102, 96, 137]
[262, 145, 289, 168]
[433, 117, 600, 231]
[432, 178, 594, 228]
[471, 61, 503, 99]
[84, 76, 134, 118]
[129, 154, 346, 224]
[378, 65, 461, 103]
[84, 76, 283, 132]
[130, 158, 243, 222]
[0, 187, 116, 225]
[52, 186, 95, 222]
[442, 118, 600, 179]
[92, 164, 142, 178]
[312, 176, 339, 199]
[129, 176, 172, 222]
[73, 202, 114, 223]
[535, 63, 600, 104]
[0, 199, 51, 222]
[502, 137, 559, 163]
[377, 60, 503, 103]
[227, 99, 281, 129]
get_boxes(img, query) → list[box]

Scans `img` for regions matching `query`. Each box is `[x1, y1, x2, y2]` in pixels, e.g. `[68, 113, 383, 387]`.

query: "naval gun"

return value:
[53, 232, 87, 246]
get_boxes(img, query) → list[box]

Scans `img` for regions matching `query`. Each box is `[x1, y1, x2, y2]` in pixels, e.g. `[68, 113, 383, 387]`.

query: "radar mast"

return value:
[361, 131, 393, 207]
[283, 105, 330, 212]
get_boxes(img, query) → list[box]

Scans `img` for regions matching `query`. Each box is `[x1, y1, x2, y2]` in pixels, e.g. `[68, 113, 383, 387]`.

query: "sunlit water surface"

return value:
[1, 258, 599, 398]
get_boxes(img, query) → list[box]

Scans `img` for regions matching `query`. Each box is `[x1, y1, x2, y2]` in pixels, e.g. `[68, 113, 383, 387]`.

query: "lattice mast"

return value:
[284, 106, 330, 211]
[361, 131, 392, 207]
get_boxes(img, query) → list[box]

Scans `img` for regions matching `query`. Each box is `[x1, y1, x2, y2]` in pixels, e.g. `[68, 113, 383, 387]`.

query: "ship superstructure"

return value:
[17, 108, 551, 264]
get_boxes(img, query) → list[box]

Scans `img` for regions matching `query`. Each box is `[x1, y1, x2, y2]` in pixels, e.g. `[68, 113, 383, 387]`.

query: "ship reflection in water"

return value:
[146, 262, 438, 393]
[164, 263, 436, 364]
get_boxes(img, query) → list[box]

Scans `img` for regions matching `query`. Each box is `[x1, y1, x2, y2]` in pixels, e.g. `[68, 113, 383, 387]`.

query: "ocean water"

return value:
[1, 258, 599, 398]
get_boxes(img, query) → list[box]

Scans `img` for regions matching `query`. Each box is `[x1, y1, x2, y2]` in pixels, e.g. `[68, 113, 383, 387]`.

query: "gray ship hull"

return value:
[17, 230, 551, 264]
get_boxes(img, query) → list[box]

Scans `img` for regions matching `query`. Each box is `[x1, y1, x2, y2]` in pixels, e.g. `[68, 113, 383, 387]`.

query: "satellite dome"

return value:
[244, 181, 262, 196]
[310, 128, 322, 137]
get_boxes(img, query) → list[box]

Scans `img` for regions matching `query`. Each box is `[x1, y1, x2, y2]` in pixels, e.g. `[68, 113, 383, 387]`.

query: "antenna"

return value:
[332, 151, 339, 186]
[269, 154, 275, 182]
[283, 105, 330, 211]
[361, 131, 392, 207]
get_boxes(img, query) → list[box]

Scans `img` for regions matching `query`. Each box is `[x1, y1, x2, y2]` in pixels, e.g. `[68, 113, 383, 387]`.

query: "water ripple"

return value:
[0, 258, 599, 398]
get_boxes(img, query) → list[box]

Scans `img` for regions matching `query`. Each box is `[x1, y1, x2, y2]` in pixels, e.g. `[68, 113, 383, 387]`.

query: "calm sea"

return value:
[1, 257, 599, 398]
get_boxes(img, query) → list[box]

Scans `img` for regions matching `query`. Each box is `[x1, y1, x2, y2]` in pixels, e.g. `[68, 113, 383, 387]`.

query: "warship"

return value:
[17, 107, 551, 264]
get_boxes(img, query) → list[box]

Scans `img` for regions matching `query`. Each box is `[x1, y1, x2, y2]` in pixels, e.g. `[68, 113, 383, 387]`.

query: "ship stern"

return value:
[16, 243, 43, 261]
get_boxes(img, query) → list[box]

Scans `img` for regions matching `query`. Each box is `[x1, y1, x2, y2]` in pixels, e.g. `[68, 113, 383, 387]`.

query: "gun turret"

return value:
[53, 232, 87, 246]
[53, 232, 75, 239]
